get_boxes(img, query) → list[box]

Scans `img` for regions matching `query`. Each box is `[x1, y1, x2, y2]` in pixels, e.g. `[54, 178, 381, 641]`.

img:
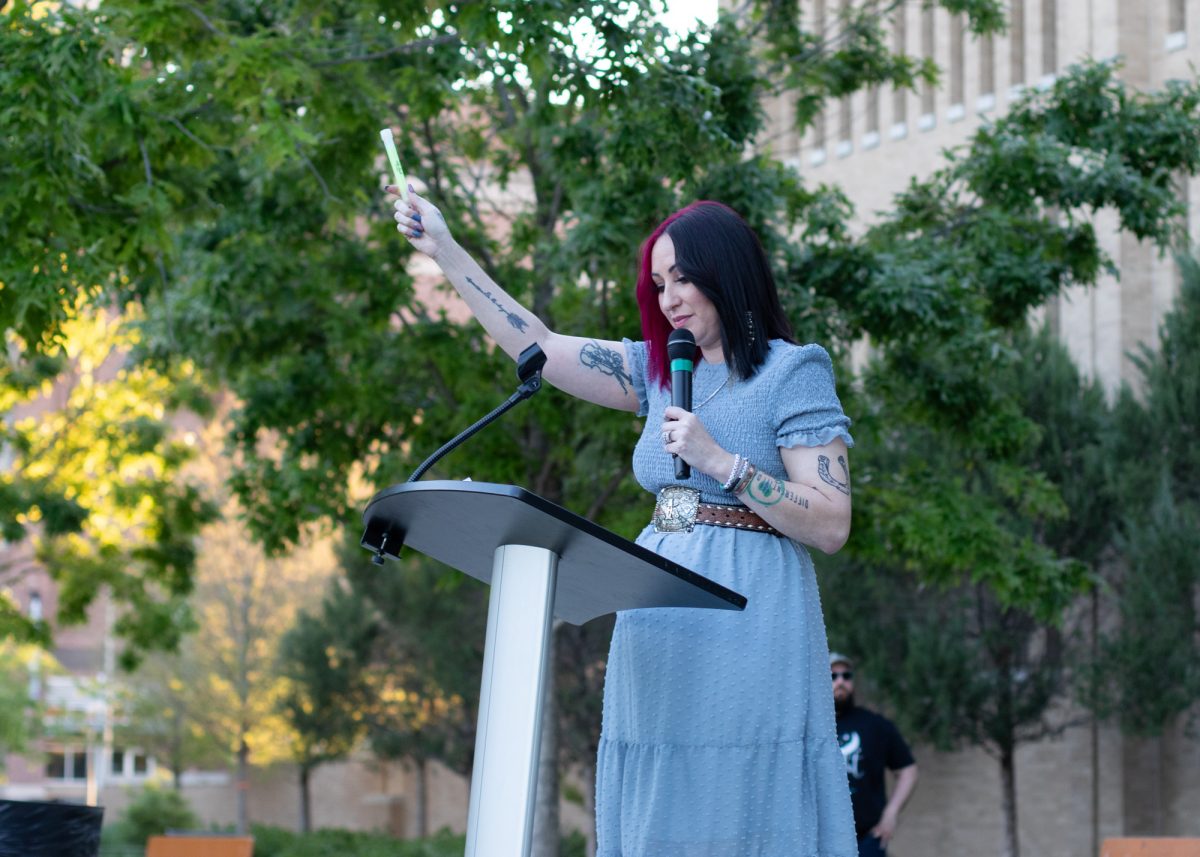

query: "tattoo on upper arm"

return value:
[746, 474, 785, 506]
[579, 341, 632, 394]
[465, 276, 529, 332]
[818, 454, 851, 496]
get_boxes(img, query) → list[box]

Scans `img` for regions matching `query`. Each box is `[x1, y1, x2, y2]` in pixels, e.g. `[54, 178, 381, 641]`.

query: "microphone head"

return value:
[667, 328, 696, 361]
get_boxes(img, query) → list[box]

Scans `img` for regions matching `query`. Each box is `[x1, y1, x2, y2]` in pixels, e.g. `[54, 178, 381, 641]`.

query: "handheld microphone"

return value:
[667, 328, 696, 480]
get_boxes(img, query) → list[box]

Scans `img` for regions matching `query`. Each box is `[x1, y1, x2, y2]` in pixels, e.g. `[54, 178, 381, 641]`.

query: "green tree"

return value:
[341, 538, 485, 837]
[0, 640, 40, 764]
[821, 326, 1116, 857]
[1082, 252, 1200, 746]
[0, 302, 214, 661]
[277, 583, 376, 832]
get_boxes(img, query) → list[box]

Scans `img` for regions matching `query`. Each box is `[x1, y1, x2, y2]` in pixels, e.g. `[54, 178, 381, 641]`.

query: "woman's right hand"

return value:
[387, 183, 451, 261]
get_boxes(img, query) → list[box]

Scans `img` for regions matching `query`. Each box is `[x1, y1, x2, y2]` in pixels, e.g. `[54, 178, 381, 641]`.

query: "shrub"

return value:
[116, 786, 200, 847]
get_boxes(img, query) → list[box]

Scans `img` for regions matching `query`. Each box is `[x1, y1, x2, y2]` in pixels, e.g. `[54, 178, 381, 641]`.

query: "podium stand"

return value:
[362, 481, 746, 857]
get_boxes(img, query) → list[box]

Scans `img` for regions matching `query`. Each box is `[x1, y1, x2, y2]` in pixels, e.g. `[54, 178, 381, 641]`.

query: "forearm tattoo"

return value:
[465, 276, 529, 332]
[783, 487, 810, 509]
[748, 474, 811, 510]
[746, 473, 785, 506]
[579, 340, 632, 394]
[818, 454, 851, 496]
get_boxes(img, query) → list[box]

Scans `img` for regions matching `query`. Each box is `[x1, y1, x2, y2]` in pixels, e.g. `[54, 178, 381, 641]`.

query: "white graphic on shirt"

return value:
[839, 730, 863, 779]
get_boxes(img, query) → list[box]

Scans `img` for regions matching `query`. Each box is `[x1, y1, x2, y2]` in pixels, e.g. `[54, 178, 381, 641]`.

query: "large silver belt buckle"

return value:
[652, 486, 701, 534]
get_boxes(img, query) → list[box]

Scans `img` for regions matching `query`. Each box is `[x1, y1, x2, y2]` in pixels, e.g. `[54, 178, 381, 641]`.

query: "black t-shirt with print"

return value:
[835, 703, 915, 837]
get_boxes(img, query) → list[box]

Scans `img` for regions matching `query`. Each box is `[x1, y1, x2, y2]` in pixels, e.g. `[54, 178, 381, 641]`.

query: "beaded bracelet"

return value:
[721, 454, 744, 492]
[732, 461, 757, 495]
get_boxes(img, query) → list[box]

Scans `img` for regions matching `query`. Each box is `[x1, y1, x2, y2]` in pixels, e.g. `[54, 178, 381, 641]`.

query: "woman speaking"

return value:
[389, 183, 857, 857]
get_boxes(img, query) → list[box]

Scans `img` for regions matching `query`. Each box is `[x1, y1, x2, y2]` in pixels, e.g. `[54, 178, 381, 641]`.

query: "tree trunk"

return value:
[171, 707, 185, 791]
[299, 763, 311, 833]
[1000, 743, 1019, 857]
[531, 625, 560, 857]
[415, 757, 428, 839]
[236, 736, 250, 835]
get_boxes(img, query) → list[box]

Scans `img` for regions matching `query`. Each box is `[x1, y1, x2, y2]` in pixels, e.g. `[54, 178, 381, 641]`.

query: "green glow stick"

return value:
[379, 127, 408, 202]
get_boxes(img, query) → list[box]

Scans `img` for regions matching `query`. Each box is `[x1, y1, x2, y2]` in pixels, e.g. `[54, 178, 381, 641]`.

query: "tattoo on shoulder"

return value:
[747, 474, 785, 506]
[579, 341, 632, 394]
[818, 454, 851, 496]
[465, 276, 529, 332]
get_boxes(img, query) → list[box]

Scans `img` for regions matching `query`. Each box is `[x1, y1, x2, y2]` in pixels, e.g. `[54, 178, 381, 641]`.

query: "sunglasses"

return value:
[831, 671, 854, 681]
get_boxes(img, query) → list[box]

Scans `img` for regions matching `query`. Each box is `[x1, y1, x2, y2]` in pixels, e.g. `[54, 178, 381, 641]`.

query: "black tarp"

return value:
[0, 799, 104, 857]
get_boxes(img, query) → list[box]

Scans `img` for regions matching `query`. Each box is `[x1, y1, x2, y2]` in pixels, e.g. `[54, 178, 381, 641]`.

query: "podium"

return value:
[361, 481, 746, 857]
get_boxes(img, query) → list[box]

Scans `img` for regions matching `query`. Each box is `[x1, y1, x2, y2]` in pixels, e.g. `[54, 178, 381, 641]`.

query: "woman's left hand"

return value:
[661, 406, 728, 479]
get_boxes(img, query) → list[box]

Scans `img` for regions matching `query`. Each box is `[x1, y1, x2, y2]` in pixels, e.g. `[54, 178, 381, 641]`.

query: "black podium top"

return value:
[361, 481, 746, 625]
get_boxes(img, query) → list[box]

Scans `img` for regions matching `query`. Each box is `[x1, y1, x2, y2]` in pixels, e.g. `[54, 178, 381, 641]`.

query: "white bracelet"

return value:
[722, 454, 748, 492]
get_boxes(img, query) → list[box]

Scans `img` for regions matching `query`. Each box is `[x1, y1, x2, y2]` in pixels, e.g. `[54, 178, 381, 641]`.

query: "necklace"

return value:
[694, 373, 730, 411]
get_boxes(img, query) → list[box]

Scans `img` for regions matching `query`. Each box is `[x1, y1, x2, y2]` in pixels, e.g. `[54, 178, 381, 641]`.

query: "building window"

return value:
[891, 1, 908, 134]
[950, 14, 965, 110]
[979, 33, 995, 110]
[1010, 0, 1025, 88]
[864, 85, 881, 147]
[1042, 0, 1058, 75]
[920, 4, 935, 119]
[45, 749, 88, 781]
[1169, 0, 1185, 35]
[1166, 0, 1186, 51]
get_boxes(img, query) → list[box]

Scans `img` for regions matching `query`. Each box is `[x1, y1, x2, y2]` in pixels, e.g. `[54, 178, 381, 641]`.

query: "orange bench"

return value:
[1101, 840, 1200, 857]
[146, 834, 254, 857]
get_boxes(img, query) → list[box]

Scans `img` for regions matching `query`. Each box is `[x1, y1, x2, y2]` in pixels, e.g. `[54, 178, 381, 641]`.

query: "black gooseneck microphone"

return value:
[667, 328, 696, 480]
[364, 343, 548, 566]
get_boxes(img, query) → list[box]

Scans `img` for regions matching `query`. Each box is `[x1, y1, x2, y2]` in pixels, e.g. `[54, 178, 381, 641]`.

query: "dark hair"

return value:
[636, 201, 794, 389]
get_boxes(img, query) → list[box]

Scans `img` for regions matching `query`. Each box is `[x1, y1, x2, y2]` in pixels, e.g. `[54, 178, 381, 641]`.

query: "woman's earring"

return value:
[745, 310, 756, 344]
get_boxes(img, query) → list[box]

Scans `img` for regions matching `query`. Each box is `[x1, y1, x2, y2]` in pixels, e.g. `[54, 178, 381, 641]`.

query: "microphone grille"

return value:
[667, 328, 696, 360]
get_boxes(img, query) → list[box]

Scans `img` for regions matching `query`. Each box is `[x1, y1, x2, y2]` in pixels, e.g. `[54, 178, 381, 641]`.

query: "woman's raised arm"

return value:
[391, 184, 639, 413]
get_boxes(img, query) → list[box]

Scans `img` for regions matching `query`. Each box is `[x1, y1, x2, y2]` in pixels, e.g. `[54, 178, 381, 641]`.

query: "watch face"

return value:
[652, 486, 700, 533]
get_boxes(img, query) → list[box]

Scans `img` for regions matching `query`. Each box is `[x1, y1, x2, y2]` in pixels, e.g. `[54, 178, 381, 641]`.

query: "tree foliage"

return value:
[0, 299, 214, 661]
[1081, 253, 1200, 736]
[277, 582, 376, 831]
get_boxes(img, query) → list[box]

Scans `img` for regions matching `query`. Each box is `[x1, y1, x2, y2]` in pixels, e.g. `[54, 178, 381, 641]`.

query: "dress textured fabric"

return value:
[594, 339, 858, 857]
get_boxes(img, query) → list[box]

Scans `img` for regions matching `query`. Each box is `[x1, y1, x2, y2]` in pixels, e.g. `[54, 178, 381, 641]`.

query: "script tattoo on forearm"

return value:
[818, 454, 851, 496]
[746, 474, 785, 506]
[465, 276, 529, 332]
[579, 341, 632, 394]
[783, 487, 810, 510]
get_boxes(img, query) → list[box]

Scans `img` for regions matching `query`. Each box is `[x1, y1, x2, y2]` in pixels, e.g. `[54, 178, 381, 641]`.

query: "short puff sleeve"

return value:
[621, 338, 650, 417]
[773, 343, 854, 449]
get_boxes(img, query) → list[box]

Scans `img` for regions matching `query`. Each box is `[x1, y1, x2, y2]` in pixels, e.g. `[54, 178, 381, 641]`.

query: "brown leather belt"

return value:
[695, 502, 780, 535]
[651, 486, 780, 535]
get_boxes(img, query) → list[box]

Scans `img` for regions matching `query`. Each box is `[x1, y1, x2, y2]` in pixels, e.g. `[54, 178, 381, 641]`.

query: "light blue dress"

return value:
[594, 339, 857, 857]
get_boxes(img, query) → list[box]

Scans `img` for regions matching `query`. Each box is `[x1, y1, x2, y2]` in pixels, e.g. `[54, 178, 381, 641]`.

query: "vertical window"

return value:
[811, 0, 828, 162]
[1169, 0, 1185, 34]
[1167, 0, 1186, 50]
[865, 86, 880, 141]
[112, 749, 126, 776]
[950, 15, 965, 109]
[46, 752, 66, 779]
[1042, 0, 1058, 74]
[133, 753, 149, 775]
[838, 0, 852, 154]
[45, 748, 88, 780]
[980, 34, 996, 107]
[892, 2, 908, 132]
[920, 5, 936, 121]
[1010, 0, 1025, 88]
